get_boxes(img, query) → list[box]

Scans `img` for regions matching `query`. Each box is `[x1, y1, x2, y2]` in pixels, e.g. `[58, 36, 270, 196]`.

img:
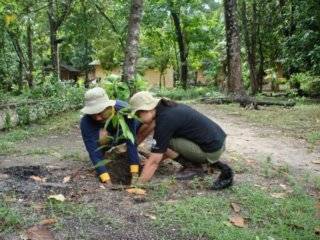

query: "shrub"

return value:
[289, 72, 320, 97]
[156, 86, 222, 100]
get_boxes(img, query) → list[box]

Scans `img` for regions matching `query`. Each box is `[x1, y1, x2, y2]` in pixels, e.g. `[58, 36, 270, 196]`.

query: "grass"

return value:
[213, 103, 320, 145]
[0, 200, 24, 234]
[45, 199, 117, 238]
[0, 111, 81, 154]
[155, 184, 320, 240]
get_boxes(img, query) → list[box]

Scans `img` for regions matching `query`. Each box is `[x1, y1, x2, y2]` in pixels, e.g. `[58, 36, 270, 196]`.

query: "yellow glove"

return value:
[99, 173, 112, 185]
[130, 164, 139, 174]
[130, 164, 140, 186]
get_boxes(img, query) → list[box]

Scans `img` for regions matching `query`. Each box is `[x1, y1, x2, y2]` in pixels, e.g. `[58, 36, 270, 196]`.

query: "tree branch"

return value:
[94, 2, 125, 51]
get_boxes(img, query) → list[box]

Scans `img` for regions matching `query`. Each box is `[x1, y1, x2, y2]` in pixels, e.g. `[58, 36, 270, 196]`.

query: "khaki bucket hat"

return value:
[80, 87, 116, 115]
[129, 91, 160, 114]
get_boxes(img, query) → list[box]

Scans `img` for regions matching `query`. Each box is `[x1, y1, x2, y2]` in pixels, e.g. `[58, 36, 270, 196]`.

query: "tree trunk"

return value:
[26, 10, 34, 88]
[256, 2, 265, 92]
[81, 0, 89, 87]
[47, 0, 73, 79]
[224, 0, 245, 96]
[170, 9, 188, 89]
[241, 0, 258, 95]
[48, 0, 58, 78]
[48, 24, 59, 79]
[122, 0, 144, 95]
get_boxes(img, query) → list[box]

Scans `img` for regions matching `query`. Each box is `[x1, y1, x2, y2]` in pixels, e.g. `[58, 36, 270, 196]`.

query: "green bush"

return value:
[289, 72, 320, 97]
[156, 86, 222, 100]
[2, 82, 85, 129]
[16, 105, 30, 125]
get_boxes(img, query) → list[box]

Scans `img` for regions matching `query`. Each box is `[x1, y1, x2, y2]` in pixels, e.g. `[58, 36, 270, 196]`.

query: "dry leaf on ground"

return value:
[229, 214, 246, 228]
[63, 176, 71, 183]
[27, 225, 55, 240]
[279, 184, 287, 190]
[270, 192, 286, 199]
[311, 160, 320, 164]
[48, 194, 65, 202]
[126, 188, 146, 195]
[144, 213, 157, 220]
[230, 202, 241, 213]
[30, 176, 45, 182]
[39, 218, 57, 225]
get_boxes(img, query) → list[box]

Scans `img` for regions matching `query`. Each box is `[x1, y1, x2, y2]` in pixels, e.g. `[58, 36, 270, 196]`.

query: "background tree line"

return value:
[0, 0, 319, 98]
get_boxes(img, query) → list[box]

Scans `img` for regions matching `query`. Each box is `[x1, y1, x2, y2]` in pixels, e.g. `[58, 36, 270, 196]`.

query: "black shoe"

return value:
[175, 169, 204, 180]
[211, 161, 234, 190]
[212, 177, 233, 190]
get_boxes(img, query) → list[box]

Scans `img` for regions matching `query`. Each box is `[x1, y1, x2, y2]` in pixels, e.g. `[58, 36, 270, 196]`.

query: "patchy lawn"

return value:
[211, 103, 320, 145]
[0, 104, 319, 239]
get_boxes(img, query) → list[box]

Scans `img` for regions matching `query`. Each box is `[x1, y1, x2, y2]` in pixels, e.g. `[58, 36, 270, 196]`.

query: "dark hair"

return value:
[158, 98, 177, 107]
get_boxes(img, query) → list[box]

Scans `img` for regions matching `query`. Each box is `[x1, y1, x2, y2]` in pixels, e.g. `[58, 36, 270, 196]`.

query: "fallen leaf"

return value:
[315, 227, 320, 235]
[230, 203, 241, 213]
[279, 184, 287, 190]
[30, 176, 44, 182]
[270, 192, 286, 199]
[311, 160, 320, 165]
[63, 176, 71, 183]
[40, 218, 57, 225]
[229, 214, 245, 228]
[48, 194, 65, 202]
[126, 188, 146, 195]
[166, 199, 178, 204]
[27, 225, 55, 240]
[0, 173, 9, 180]
[144, 213, 157, 220]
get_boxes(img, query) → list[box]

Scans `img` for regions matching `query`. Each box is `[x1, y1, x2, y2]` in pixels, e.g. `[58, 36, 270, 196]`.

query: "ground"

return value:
[0, 103, 319, 240]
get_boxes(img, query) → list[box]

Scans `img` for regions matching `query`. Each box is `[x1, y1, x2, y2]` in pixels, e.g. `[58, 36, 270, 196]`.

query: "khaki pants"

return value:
[169, 138, 225, 164]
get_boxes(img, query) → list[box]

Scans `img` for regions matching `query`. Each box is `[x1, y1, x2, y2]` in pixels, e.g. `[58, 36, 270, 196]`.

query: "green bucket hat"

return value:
[81, 87, 116, 115]
[129, 91, 160, 114]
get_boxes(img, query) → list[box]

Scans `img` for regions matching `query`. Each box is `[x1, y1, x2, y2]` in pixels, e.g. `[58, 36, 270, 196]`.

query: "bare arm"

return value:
[136, 120, 156, 145]
[138, 153, 163, 183]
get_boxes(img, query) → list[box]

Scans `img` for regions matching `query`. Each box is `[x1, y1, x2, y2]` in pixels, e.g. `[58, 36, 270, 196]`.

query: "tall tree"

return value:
[47, 0, 73, 78]
[240, 0, 258, 95]
[122, 0, 144, 94]
[169, 1, 188, 89]
[224, 0, 245, 95]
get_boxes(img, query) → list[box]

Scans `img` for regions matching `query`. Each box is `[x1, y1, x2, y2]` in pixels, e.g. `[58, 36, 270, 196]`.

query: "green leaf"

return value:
[93, 158, 112, 169]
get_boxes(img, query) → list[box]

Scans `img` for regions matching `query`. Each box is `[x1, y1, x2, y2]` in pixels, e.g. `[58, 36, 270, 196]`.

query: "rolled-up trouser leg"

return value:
[169, 138, 225, 164]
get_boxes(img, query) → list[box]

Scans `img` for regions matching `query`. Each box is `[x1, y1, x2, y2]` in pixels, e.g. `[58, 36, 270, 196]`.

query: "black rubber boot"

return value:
[211, 161, 234, 190]
[173, 155, 204, 180]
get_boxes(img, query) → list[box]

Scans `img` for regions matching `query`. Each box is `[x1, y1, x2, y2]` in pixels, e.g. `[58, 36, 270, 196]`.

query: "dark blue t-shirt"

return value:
[80, 100, 140, 175]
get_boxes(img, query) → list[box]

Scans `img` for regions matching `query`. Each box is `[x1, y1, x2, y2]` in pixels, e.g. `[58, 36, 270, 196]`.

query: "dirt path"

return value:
[194, 104, 320, 176]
